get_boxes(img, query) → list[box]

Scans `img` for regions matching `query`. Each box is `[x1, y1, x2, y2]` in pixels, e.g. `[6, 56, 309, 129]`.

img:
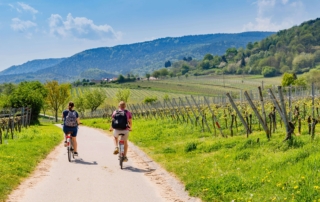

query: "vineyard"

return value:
[84, 83, 320, 142]
[0, 107, 32, 144]
[71, 86, 201, 104]
[124, 75, 282, 96]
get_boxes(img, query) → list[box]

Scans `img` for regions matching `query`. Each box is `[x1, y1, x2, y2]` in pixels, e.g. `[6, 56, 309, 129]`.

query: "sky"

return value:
[0, 0, 319, 71]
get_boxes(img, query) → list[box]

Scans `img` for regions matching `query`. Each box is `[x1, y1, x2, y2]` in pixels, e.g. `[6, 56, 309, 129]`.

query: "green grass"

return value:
[82, 118, 320, 201]
[0, 123, 63, 201]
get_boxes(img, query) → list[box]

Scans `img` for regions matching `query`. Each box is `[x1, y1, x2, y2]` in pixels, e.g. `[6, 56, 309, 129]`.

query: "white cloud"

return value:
[11, 18, 37, 32]
[48, 13, 122, 41]
[17, 2, 38, 14]
[243, 0, 305, 31]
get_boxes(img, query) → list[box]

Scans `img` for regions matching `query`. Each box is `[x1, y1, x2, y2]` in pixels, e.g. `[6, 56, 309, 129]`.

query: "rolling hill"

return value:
[0, 31, 274, 83]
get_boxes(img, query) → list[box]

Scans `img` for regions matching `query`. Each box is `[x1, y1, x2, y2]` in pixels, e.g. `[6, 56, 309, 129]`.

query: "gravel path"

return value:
[7, 125, 200, 202]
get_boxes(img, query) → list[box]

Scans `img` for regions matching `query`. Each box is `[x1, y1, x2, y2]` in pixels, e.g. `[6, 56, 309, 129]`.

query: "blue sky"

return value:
[0, 0, 319, 71]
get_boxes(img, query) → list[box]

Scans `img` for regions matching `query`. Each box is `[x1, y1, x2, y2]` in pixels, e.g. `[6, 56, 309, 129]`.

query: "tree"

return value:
[45, 81, 71, 122]
[246, 42, 254, 50]
[159, 68, 169, 77]
[152, 71, 160, 78]
[181, 64, 190, 74]
[145, 73, 151, 81]
[83, 88, 107, 112]
[10, 81, 47, 123]
[164, 60, 171, 68]
[262, 66, 277, 77]
[203, 53, 214, 61]
[115, 89, 131, 103]
[282, 72, 296, 86]
[74, 91, 86, 116]
[118, 74, 125, 83]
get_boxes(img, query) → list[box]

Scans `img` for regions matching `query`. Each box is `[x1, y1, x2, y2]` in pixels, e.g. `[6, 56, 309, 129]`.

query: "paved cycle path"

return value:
[8, 126, 199, 202]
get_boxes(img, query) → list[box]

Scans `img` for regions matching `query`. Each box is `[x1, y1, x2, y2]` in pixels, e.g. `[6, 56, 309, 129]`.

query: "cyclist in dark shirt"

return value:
[62, 101, 80, 156]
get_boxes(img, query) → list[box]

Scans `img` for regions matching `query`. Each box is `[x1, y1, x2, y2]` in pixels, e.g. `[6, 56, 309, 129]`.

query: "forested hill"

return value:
[0, 58, 65, 76]
[37, 32, 274, 76]
[162, 18, 320, 78]
[0, 31, 273, 83]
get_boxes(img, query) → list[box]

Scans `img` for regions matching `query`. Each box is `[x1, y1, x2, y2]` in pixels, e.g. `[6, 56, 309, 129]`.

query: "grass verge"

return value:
[81, 118, 320, 201]
[0, 123, 63, 201]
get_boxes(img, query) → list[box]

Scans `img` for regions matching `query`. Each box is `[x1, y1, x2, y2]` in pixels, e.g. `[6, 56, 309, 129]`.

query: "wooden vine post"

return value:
[204, 96, 224, 137]
[184, 97, 201, 130]
[178, 97, 194, 125]
[190, 95, 211, 133]
[226, 93, 251, 137]
[244, 91, 270, 140]
[268, 87, 293, 141]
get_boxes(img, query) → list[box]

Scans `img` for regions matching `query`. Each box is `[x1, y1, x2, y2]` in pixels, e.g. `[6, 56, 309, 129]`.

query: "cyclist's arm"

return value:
[77, 117, 81, 125]
[128, 118, 132, 130]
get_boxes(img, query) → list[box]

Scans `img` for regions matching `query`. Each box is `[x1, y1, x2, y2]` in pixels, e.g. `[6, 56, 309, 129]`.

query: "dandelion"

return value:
[294, 186, 299, 189]
[314, 186, 319, 190]
[301, 176, 305, 180]
[277, 183, 282, 187]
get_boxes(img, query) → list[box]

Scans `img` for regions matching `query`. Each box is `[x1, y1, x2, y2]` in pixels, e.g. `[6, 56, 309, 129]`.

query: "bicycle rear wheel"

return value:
[119, 156, 123, 169]
[67, 147, 71, 162]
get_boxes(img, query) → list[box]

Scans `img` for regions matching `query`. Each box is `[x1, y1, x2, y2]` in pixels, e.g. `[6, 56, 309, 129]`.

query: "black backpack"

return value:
[112, 110, 128, 129]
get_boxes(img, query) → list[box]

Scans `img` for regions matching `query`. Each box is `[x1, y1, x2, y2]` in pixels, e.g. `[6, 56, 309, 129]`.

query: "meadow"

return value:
[0, 123, 63, 201]
[82, 117, 320, 202]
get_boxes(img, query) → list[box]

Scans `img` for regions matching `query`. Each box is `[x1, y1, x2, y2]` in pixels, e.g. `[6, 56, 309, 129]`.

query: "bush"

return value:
[143, 96, 157, 104]
[262, 66, 277, 77]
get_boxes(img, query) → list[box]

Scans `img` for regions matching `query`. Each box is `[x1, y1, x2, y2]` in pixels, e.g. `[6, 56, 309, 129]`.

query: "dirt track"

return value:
[7, 125, 200, 202]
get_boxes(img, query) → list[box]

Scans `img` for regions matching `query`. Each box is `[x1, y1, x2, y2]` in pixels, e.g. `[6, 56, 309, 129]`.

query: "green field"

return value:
[120, 75, 282, 96]
[0, 124, 63, 201]
[82, 117, 320, 202]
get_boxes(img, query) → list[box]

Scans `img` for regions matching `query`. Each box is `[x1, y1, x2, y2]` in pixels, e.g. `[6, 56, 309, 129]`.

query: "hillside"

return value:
[0, 58, 65, 76]
[157, 18, 320, 79]
[0, 32, 273, 83]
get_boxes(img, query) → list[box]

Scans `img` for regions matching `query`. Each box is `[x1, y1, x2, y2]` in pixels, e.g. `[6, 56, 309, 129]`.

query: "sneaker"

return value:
[113, 147, 119, 155]
[64, 141, 67, 147]
[74, 152, 78, 156]
[123, 156, 128, 162]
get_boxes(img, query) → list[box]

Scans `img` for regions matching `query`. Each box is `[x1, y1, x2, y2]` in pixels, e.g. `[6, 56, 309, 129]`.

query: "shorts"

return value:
[63, 126, 78, 137]
[113, 129, 129, 141]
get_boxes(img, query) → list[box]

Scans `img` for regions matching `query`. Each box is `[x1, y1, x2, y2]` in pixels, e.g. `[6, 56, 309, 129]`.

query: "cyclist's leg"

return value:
[71, 128, 78, 153]
[113, 130, 119, 154]
[120, 130, 129, 157]
[63, 127, 68, 146]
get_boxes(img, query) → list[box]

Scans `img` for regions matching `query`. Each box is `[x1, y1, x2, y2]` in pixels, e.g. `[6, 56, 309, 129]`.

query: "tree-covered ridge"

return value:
[157, 18, 320, 78]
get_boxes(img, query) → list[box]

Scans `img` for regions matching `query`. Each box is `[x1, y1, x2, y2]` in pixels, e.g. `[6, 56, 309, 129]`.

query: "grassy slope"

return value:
[82, 118, 320, 202]
[0, 123, 63, 201]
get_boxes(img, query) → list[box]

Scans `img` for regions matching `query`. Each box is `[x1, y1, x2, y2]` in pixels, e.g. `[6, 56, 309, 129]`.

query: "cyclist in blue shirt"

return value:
[62, 101, 80, 156]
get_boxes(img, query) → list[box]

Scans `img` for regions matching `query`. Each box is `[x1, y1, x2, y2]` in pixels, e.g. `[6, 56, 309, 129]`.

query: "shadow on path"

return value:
[123, 166, 156, 173]
[73, 158, 98, 165]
